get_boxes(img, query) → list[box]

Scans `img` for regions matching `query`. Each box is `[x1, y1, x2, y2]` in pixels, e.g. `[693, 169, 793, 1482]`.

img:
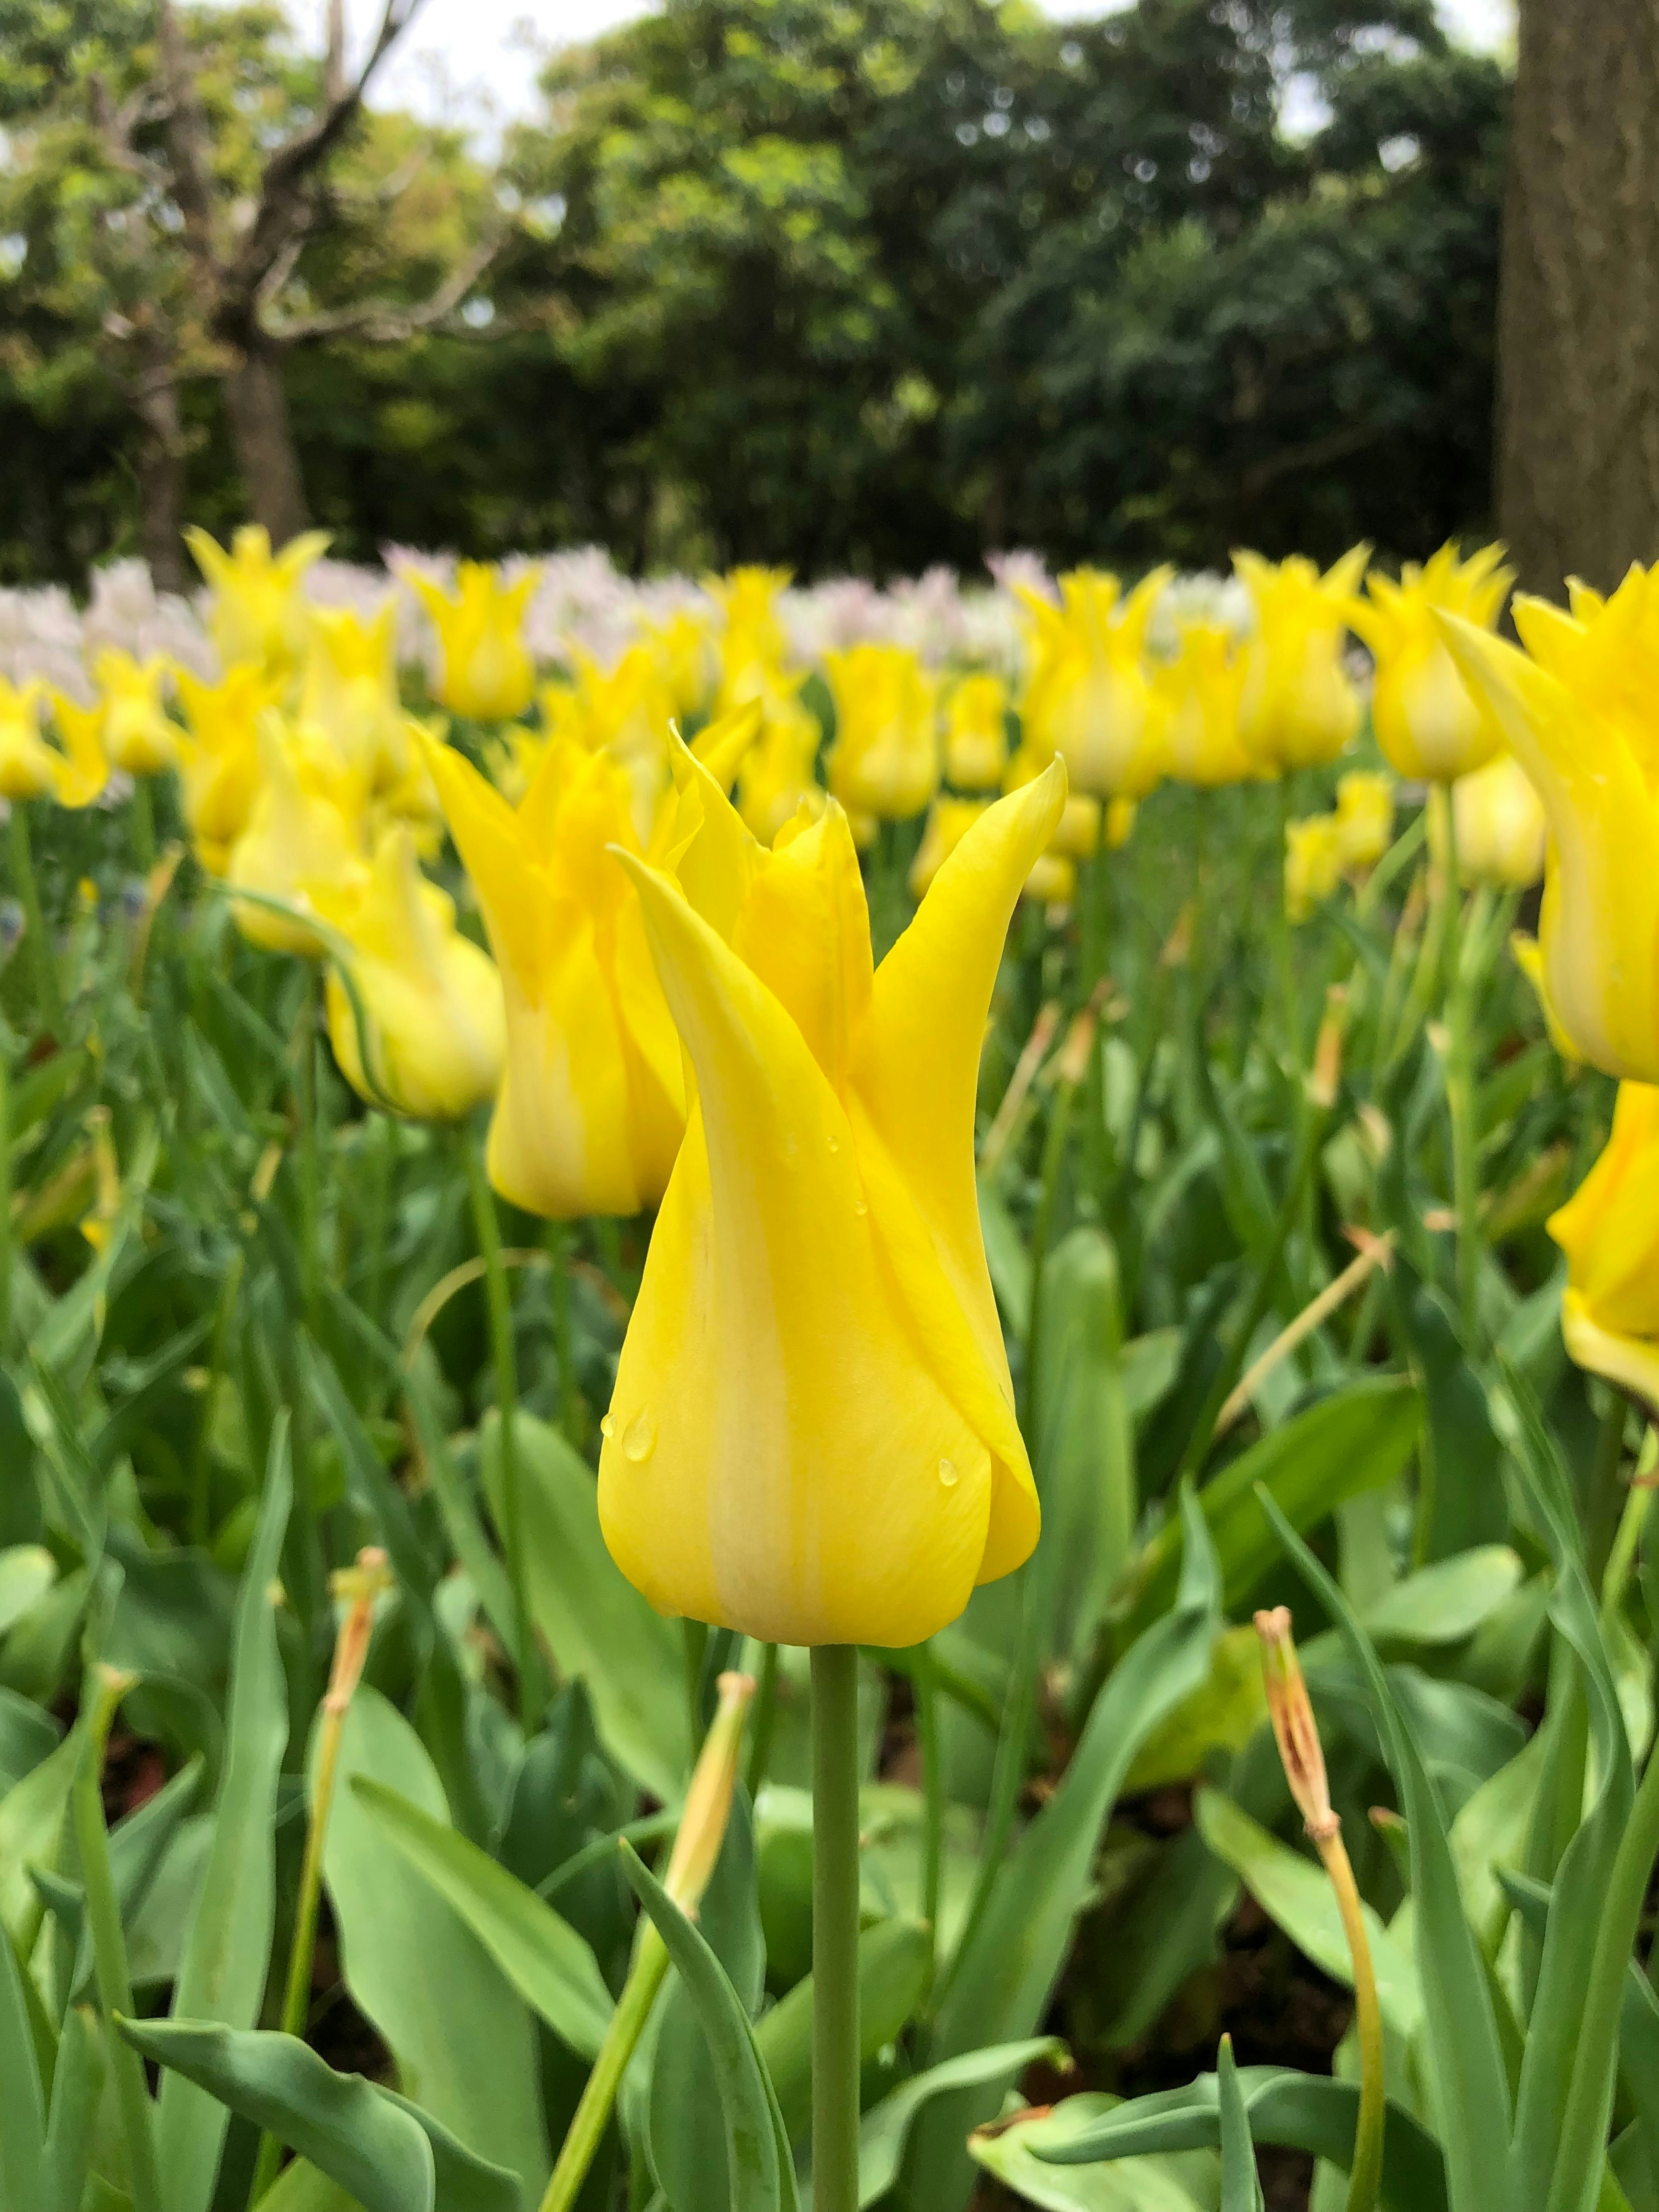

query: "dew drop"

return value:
[623, 1408, 657, 1462]
[827, 1132, 839, 1154]
[938, 1456, 960, 1488]
[853, 1194, 868, 1217]
[599, 1413, 616, 1441]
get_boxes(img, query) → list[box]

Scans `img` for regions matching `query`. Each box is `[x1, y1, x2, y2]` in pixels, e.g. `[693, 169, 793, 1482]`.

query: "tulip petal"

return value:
[602, 854, 1001, 1645]
[421, 734, 543, 989]
[1560, 1293, 1659, 1414]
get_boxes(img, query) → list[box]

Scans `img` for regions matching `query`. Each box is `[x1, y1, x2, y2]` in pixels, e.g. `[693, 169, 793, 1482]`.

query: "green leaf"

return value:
[117, 2018, 519, 2212]
[0, 1685, 60, 1794]
[41, 2005, 104, 2212]
[755, 1916, 932, 2145]
[0, 1546, 55, 1638]
[1217, 2039, 1264, 2212]
[351, 1773, 613, 2059]
[1121, 1376, 1421, 1639]
[1361, 1548, 1524, 1646]
[1388, 1260, 1508, 1559]
[399, 1367, 517, 1658]
[619, 1840, 797, 2212]
[968, 2092, 1214, 2211]
[0, 1884, 46, 2212]
[256, 2160, 363, 2212]
[0, 1716, 80, 1941]
[1192, 1790, 1421, 2038]
[70, 1755, 203, 2002]
[479, 1410, 691, 1799]
[852, 2038, 1065, 2207]
[155, 1428, 292, 2212]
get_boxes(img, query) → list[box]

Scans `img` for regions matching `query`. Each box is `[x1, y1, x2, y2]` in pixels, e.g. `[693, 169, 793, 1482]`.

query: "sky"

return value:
[351, 0, 1515, 139]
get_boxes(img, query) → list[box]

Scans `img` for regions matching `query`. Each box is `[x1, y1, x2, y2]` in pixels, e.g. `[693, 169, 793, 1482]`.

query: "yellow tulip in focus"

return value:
[184, 523, 331, 683]
[226, 718, 368, 956]
[1017, 568, 1171, 799]
[1332, 771, 1394, 872]
[92, 650, 179, 775]
[1234, 547, 1369, 771]
[1349, 542, 1511, 781]
[422, 729, 688, 1217]
[1548, 1083, 1659, 1406]
[410, 562, 538, 722]
[45, 694, 111, 808]
[737, 693, 826, 845]
[1428, 752, 1547, 889]
[1284, 814, 1345, 923]
[909, 796, 990, 897]
[824, 645, 941, 822]
[1437, 566, 1659, 1081]
[319, 825, 506, 1122]
[597, 756, 1068, 1645]
[943, 674, 1009, 790]
[0, 680, 62, 800]
[1156, 620, 1253, 787]
[174, 665, 274, 874]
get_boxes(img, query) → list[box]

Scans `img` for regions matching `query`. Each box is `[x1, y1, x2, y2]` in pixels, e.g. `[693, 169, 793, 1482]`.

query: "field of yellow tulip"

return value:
[0, 525, 1655, 2212]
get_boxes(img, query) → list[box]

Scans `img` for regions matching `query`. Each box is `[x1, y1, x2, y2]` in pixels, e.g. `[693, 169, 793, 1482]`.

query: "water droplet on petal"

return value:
[623, 1409, 656, 1462]
[827, 1132, 839, 1153]
[600, 1413, 616, 1441]
[853, 1194, 868, 1217]
[938, 1456, 960, 1488]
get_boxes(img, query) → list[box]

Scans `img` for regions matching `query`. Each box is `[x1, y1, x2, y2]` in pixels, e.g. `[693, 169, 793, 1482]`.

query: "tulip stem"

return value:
[541, 1924, 670, 2212]
[9, 800, 63, 1039]
[0, 1033, 11, 1357]
[811, 1643, 862, 2212]
[1440, 791, 1481, 1344]
[547, 1219, 579, 1442]
[915, 1646, 944, 1993]
[463, 1136, 536, 1728]
[745, 1640, 780, 1797]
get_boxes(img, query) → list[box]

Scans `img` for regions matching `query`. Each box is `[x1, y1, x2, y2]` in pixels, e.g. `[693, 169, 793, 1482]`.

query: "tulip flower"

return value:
[554, 644, 683, 840]
[1428, 752, 1546, 890]
[1349, 542, 1512, 782]
[174, 664, 275, 875]
[1437, 568, 1659, 1081]
[1284, 814, 1345, 923]
[1105, 796, 1137, 850]
[422, 730, 687, 1218]
[184, 523, 331, 683]
[1511, 932, 1580, 1063]
[319, 825, 505, 1122]
[300, 603, 424, 800]
[1052, 795, 1104, 861]
[1234, 547, 1369, 772]
[737, 693, 826, 845]
[0, 680, 63, 800]
[46, 694, 111, 809]
[708, 566, 793, 713]
[909, 796, 990, 897]
[1156, 620, 1253, 787]
[943, 673, 1010, 791]
[596, 757, 1067, 1646]
[1548, 1082, 1659, 1405]
[1017, 568, 1171, 799]
[823, 644, 941, 822]
[1022, 851, 1076, 907]
[226, 717, 369, 956]
[1332, 771, 1395, 872]
[88, 649, 180, 775]
[409, 562, 539, 722]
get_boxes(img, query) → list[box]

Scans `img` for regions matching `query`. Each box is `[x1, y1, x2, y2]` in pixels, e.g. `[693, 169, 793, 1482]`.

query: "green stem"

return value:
[190, 1247, 245, 1550]
[0, 1033, 11, 1356]
[1322, 1831, 1384, 2212]
[1272, 775, 1302, 1069]
[297, 967, 321, 1325]
[10, 801, 63, 1038]
[548, 1219, 578, 1442]
[75, 1669, 162, 2212]
[539, 1926, 671, 2212]
[129, 777, 156, 874]
[463, 1136, 535, 1728]
[1441, 791, 1481, 1344]
[915, 1646, 943, 1996]
[1585, 1391, 1628, 1593]
[811, 1644, 861, 2212]
[745, 1641, 780, 1799]
[683, 1618, 709, 1748]
[1023, 1075, 1078, 1431]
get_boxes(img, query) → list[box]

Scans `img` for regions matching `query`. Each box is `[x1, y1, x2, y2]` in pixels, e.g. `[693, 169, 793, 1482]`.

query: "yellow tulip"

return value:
[423, 731, 687, 1218]
[1511, 932, 1580, 1063]
[1017, 568, 1171, 799]
[1105, 796, 1137, 850]
[1437, 569, 1659, 1080]
[824, 645, 941, 822]
[1234, 546, 1369, 771]
[45, 694, 111, 809]
[737, 692, 826, 845]
[1428, 752, 1547, 889]
[707, 566, 792, 712]
[410, 562, 538, 722]
[90, 649, 179, 775]
[596, 758, 1068, 1645]
[646, 609, 715, 722]
[1284, 814, 1345, 923]
[1022, 850, 1076, 907]
[909, 796, 991, 896]
[1052, 795, 1103, 861]
[0, 680, 62, 801]
[300, 604, 420, 796]
[1548, 1083, 1659, 1406]
[226, 717, 368, 956]
[943, 673, 1010, 791]
[556, 644, 682, 841]
[174, 664, 275, 875]
[319, 825, 505, 1122]
[1349, 541, 1511, 781]
[184, 524, 331, 684]
[1332, 771, 1395, 872]
[1156, 620, 1253, 788]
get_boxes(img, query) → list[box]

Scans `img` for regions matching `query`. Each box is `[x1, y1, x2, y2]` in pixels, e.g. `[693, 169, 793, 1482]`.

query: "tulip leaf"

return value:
[851, 2037, 1066, 2207]
[967, 2092, 1216, 2211]
[1030, 2068, 1447, 2212]
[256, 2161, 363, 2212]
[480, 1410, 691, 1799]
[350, 1773, 615, 2060]
[1121, 1374, 1421, 1639]
[0, 1715, 81, 1942]
[0, 1862, 46, 2212]
[116, 2017, 520, 2212]
[41, 2005, 105, 2212]
[1216, 2038, 1264, 2212]
[1387, 1259, 1509, 1560]
[1361, 1545, 1525, 1646]
[0, 1546, 55, 1640]
[0, 1686, 61, 1796]
[154, 1424, 292, 2212]
[618, 1840, 798, 2212]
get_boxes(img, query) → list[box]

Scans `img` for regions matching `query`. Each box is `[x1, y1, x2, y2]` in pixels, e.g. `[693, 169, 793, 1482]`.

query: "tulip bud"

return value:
[943, 673, 1010, 791]
[1349, 541, 1512, 782]
[824, 644, 941, 822]
[1254, 1605, 1336, 1842]
[1234, 547, 1369, 772]
[1429, 751, 1546, 890]
[1016, 568, 1171, 800]
[663, 1671, 756, 1916]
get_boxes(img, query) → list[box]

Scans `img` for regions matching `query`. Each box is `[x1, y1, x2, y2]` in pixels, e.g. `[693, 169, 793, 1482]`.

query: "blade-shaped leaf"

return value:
[968, 2092, 1215, 2211]
[41, 2005, 104, 2212]
[845, 2038, 1065, 2209]
[1217, 2039, 1264, 2212]
[0, 1890, 45, 2212]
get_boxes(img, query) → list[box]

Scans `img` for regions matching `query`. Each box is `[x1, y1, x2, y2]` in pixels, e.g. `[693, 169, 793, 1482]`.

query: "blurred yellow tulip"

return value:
[1511, 931, 1580, 1063]
[184, 523, 330, 683]
[45, 693, 111, 809]
[707, 566, 792, 712]
[824, 644, 940, 822]
[1349, 542, 1511, 781]
[737, 693, 825, 845]
[596, 757, 1067, 1645]
[174, 664, 274, 875]
[1105, 796, 1137, 850]
[0, 680, 63, 801]
[1428, 751, 1546, 889]
[943, 673, 1010, 791]
[319, 825, 505, 1122]
[1235, 546, 1369, 771]
[410, 562, 538, 721]
[646, 609, 715, 722]
[300, 603, 431, 813]
[909, 796, 990, 896]
[1332, 771, 1395, 872]
[92, 649, 179, 775]
[1438, 568, 1659, 1080]
[1548, 1083, 1659, 1405]
[226, 717, 368, 956]
[1284, 814, 1345, 922]
[1022, 850, 1076, 906]
[1155, 620, 1253, 787]
[1017, 568, 1171, 799]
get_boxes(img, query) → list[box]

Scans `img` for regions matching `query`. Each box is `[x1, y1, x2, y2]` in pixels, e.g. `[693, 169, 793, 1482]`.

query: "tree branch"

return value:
[261, 225, 509, 344]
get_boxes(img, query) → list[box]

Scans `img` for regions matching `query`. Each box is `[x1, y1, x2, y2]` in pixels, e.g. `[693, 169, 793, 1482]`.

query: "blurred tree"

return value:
[1496, 1, 1659, 595]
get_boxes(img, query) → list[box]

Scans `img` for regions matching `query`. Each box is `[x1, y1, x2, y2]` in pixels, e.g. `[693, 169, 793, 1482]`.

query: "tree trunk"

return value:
[222, 337, 310, 545]
[131, 350, 190, 594]
[1495, 0, 1659, 597]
